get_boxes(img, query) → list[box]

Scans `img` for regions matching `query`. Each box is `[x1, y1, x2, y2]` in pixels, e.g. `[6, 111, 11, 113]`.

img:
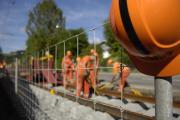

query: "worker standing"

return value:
[107, 59, 131, 92]
[76, 56, 93, 98]
[62, 51, 75, 89]
[89, 49, 99, 88]
[75, 56, 81, 88]
[90, 49, 99, 69]
[45, 51, 54, 69]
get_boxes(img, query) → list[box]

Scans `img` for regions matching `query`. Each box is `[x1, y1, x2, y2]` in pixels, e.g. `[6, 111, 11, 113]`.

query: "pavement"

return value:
[98, 72, 180, 102]
[99, 72, 180, 92]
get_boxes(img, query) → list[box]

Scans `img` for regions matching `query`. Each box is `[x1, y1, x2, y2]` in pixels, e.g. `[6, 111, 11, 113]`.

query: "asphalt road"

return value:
[98, 72, 180, 91]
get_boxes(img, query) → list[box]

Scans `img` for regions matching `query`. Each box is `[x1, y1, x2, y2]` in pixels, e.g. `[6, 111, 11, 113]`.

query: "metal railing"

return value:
[5, 23, 133, 120]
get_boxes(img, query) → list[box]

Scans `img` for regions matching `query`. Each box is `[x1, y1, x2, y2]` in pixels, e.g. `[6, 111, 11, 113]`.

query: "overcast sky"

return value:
[0, 0, 111, 53]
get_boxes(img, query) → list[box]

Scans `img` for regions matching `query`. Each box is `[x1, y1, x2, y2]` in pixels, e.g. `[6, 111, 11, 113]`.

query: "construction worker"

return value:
[76, 55, 94, 98]
[62, 51, 75, 89]
[76, 57, 81, 64]
[26, 56, 34, 81]
[75, 56, 81, 86]
[45, 51, 54, 69]
[107, 59, 131, 92]
[89, 49, 99, 87]
[90, 49, 99, 69]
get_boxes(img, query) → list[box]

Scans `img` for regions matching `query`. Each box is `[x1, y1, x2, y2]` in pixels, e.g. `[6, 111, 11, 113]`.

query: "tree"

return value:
[67, 28, 89, 56]
[103, 20, 133, 66]
[104, 21, 121, 53]
[25, 0, 90, 61]
[0, 47, 4, 61]
[55, 28, 89, 68]
[26, 0, 65, 54]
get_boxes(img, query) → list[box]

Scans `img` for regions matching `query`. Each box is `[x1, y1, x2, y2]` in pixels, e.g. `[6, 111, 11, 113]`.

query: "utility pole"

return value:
[155, 77, 172, 120]
[15, 58, 18, 94]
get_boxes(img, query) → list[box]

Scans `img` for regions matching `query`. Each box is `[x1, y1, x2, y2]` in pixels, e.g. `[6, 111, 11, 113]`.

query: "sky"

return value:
[0, 0, 111, 53]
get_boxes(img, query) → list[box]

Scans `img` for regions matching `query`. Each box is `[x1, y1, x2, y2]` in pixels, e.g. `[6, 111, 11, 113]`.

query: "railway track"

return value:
[17, 72, 180, 108]
[41, 86, 155, 120]
[7, 76, 180, 120]
[13, 77, 155, 120]
[97, 89, 180, 109]
[66, 84, 180, 109]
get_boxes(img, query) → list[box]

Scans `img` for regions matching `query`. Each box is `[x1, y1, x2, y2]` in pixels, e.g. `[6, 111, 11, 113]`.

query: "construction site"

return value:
[0, 0, 179, 120]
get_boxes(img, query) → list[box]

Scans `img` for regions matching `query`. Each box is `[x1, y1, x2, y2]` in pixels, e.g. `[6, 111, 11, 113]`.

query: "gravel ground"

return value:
[29, 85, 180, 120]
[30, 85, 115, 120]
[1, 77, 179, 120]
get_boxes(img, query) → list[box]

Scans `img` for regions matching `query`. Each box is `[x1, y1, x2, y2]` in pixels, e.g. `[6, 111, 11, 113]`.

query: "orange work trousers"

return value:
[76, 69, 97, 98]
[63, 69, 73, 88]
[118, 67, 130, 92]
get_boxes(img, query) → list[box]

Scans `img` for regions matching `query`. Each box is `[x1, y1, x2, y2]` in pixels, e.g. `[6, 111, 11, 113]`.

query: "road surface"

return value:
[99, 72, 180, 91]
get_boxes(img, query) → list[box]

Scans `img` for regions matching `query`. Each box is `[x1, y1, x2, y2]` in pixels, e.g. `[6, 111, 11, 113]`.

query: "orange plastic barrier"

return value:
[110, 0, 180, 77]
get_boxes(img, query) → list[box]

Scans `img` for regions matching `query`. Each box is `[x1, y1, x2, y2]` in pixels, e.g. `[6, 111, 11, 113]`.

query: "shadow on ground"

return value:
[0, 71, 40, 120]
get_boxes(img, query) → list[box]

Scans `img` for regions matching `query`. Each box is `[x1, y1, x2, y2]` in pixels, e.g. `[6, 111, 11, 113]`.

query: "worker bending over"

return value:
[107, 59, 130, 92]
[76, 56, 94, 98]
[62, 51, 75, 89]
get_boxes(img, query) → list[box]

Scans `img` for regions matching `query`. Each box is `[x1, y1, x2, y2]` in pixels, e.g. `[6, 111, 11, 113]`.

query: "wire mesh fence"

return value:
[4, 23, 134, 120]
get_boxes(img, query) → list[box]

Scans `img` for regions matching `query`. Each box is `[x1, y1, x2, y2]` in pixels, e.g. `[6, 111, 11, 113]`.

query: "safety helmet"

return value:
[107, 59, 113, 65]
[110, 0, 180, 77]
[45, 51, 50, 56]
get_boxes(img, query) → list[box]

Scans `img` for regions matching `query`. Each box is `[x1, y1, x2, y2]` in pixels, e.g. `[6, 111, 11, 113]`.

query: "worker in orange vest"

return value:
[75, 56, 81, 87]
[76, 56, 93, 98]
[90, 49, 99, 69]
[107, 59, 131, 92]
[89, 49, 99, 87]
[62, 51, 75, 89]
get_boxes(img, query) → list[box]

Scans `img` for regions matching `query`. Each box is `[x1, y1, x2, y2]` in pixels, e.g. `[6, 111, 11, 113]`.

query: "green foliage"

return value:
[103, 20, 133, 66]
[25, 0, 90, 67]
[103, 21, 121, 52]
[80, 43, 103, 57]
[4, 55, 14, 64]
[26, 0, 65, 54]
[0, 47, 4, 61]
[66, 28, 89, 57]
[0, 47, 3, 59]
[55, 28, 89, 68]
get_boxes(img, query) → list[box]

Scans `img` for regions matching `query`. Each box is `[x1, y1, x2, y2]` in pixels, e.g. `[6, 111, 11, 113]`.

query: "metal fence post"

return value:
[15, 58, 18, 94]
[155, 76, 172, 120]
